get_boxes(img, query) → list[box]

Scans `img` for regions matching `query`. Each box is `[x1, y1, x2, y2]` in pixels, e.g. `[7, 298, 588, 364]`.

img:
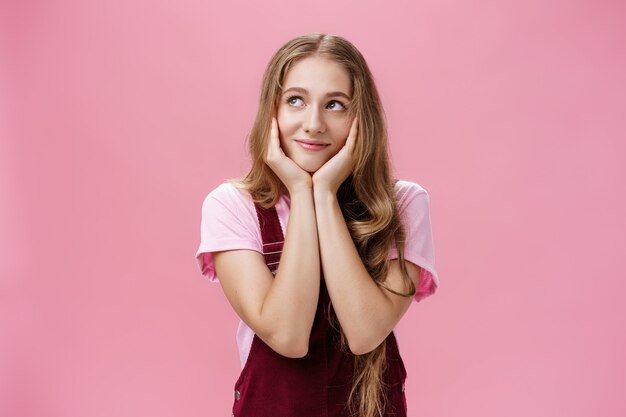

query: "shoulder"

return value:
[199, 181, 263, 231]
[393, 179, 430, 212]
[205, 181, 252, 203]
[202, 181, 255, 213]
[196, 182, 263, 281]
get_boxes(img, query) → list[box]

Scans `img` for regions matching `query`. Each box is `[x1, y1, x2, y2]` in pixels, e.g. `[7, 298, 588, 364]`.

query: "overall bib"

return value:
[231, 198, 408, 417]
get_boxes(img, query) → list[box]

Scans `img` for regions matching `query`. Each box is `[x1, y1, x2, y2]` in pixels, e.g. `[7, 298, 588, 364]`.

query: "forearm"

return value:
[313, 189, 399, 355]
[260, 187, 320, 355]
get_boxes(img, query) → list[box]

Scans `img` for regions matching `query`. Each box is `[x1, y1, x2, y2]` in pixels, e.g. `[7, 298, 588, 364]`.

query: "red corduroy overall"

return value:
[231, 199, 408, 417]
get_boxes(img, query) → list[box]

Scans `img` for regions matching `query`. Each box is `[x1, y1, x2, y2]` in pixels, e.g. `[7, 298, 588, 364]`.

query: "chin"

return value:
[294, 158, 324, 174]
[300, 164, 322, 174]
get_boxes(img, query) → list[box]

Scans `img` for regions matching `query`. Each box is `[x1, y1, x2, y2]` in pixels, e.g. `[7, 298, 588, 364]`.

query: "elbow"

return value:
[267, 333, 310, 358]
[348, 342, 376, 356]
[282, 344, 309, 359]
[346, 335, 381, 356]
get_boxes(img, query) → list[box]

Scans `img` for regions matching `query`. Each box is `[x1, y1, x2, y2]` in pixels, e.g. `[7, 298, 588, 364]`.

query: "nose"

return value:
[302, 106, 326, 134]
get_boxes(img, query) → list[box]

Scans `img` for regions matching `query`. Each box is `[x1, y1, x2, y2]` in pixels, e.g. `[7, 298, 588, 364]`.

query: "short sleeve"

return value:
[388, 181, 440, 302]
[194, 183, 262, 282]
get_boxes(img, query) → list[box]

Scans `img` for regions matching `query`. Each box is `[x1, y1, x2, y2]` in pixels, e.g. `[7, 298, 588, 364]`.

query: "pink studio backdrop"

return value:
[2, 1, 625, 416]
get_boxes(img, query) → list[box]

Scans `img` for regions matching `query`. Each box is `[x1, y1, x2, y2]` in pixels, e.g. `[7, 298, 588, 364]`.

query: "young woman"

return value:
[196, 33, 439, 417]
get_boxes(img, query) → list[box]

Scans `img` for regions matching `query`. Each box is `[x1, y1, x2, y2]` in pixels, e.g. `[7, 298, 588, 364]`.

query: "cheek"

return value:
[335, 121, 352, 145]
[277, 109, 297, 137]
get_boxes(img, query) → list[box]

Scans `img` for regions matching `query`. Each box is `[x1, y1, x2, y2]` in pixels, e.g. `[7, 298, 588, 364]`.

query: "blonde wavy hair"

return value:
[235, 33, 416, 417]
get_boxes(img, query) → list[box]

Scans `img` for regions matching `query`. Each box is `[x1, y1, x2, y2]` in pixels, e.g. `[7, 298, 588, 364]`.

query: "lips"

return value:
[295, 138, 329, 151]
[295, 138, 328, 145]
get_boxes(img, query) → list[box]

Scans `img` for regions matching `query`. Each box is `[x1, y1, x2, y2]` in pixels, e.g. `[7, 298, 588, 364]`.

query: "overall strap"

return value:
[252, 198, 285, 274]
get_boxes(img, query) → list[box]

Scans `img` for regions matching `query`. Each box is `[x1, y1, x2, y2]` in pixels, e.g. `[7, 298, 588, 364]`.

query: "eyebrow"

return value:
[282, 86, 351, 100]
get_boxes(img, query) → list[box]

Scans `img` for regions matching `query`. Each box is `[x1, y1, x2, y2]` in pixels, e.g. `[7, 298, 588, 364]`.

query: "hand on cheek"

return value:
[312, 117, 358, 195]
[264, 117, 312, 193]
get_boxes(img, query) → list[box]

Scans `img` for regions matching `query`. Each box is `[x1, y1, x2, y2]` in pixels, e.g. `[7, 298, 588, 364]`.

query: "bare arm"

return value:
[313, 190, 419, 355]
[310, 117, 419, 355]
[214, 187, 319, 358]
[214, 118, 320, 358]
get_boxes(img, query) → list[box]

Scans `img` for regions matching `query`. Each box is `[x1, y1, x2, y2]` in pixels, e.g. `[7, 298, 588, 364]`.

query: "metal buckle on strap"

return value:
[262, 240, 284, 246]
[263, 241, 284, 256]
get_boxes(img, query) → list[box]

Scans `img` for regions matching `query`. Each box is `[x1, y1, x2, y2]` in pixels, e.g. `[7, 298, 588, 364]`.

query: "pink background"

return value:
[2, 1, 625, 416]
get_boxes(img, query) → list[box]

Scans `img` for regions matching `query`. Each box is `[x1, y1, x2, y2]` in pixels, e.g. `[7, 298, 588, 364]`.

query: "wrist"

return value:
[287, 184, 314, 199]
[313, 187, 338, 205]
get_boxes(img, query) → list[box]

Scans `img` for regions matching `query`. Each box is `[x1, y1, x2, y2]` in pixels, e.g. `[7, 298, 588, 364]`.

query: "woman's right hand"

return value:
[264, 117, 312, 193]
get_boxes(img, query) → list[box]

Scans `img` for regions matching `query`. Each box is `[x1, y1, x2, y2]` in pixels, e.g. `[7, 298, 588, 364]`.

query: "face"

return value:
[276, 55, 353, 173]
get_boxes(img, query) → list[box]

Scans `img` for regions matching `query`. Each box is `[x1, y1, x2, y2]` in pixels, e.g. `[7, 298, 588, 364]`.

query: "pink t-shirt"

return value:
[195, 180, 439, 367]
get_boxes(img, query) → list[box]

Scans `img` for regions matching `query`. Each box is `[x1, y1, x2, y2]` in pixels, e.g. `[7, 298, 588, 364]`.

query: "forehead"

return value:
[282, 56, 352, 95]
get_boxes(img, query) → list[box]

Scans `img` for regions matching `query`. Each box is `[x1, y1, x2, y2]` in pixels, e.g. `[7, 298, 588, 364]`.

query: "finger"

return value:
[271, 118, 280, 143]
[346, 117, 358, 152]
[266, 118, 279, 161]
[270, 118, 285, 156]
[267, 118, 287, 164]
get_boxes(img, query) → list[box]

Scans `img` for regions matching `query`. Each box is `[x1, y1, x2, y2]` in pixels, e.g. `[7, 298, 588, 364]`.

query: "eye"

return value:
[286, 95, 304, 106]
[327, 100, 346, 111]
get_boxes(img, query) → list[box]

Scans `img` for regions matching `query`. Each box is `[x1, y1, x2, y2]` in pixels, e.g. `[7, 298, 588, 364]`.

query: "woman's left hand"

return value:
[312, 117, 358, 195]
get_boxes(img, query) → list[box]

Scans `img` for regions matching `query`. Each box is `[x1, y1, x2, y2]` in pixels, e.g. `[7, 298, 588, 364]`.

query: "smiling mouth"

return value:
[295, 140, 329, 151]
